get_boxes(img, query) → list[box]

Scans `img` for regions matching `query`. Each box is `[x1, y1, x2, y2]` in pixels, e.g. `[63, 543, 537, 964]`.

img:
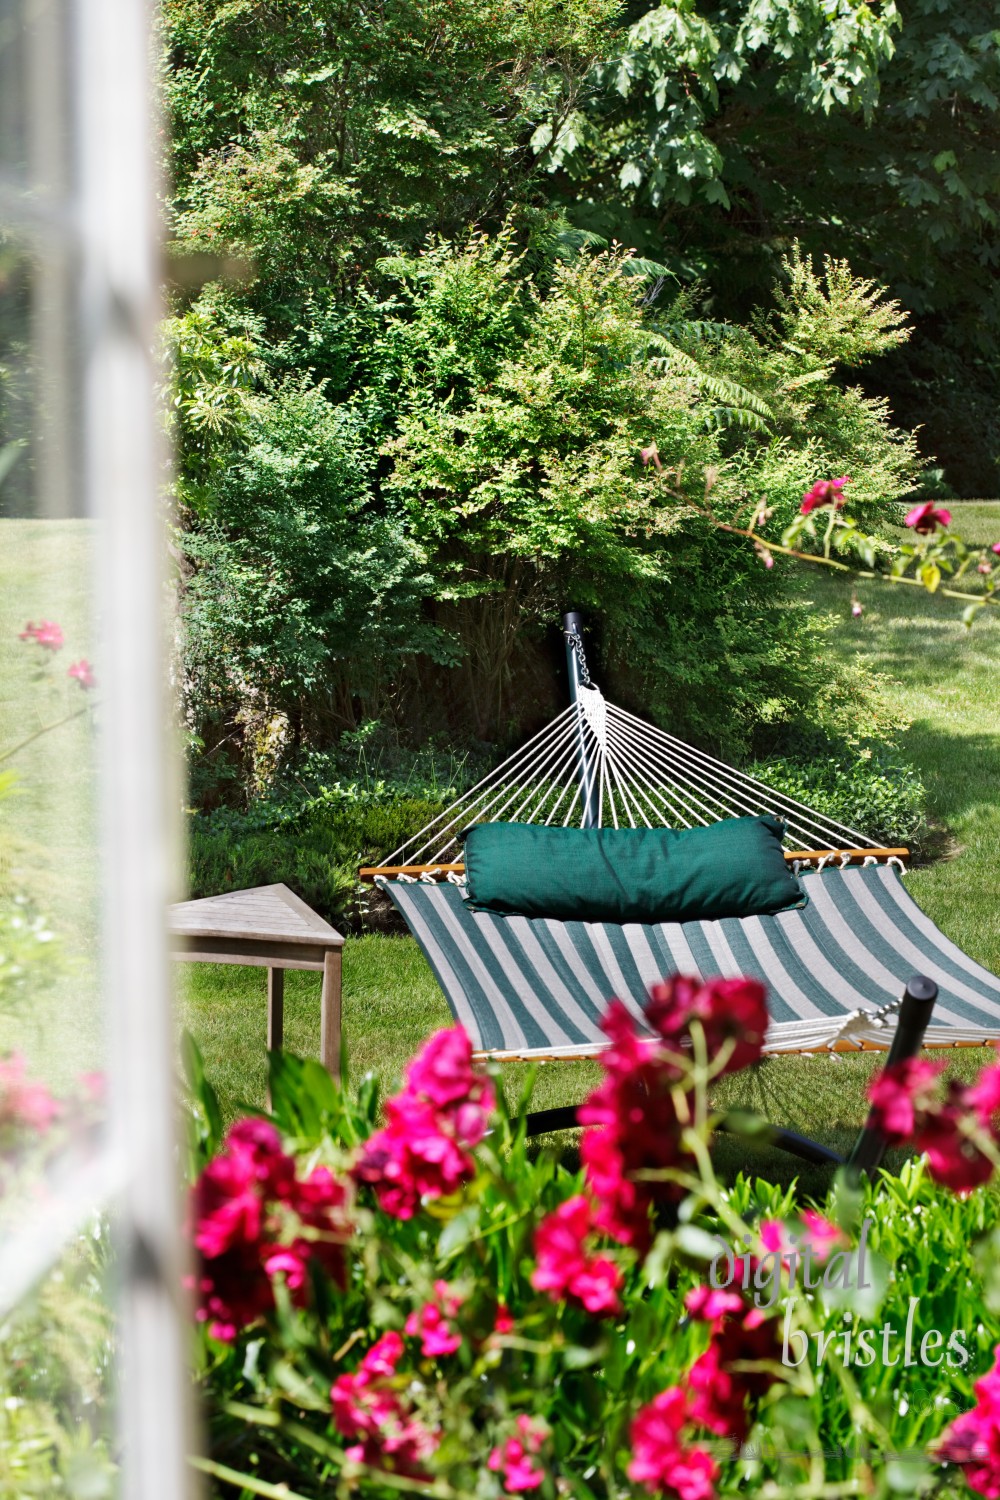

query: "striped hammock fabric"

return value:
[385, 864, 1000, 1060]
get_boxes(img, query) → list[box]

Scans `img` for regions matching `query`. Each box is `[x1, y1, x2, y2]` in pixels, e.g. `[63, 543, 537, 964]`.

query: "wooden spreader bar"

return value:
[359, 848, 909, 882]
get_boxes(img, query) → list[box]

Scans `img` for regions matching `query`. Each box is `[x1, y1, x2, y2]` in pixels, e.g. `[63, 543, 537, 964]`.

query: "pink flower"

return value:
[979, 563, 993, 575]
[801, 477, 849, 515]
[405, 1027, 490, 1113]
[684, 1285, 744, 1321]
[799, 1209, 847, 1259]
[628, 1388, 718, 1500]
[0, 1054, 61, 1132]
[405, 1281, 463, 1357]
[579, 979, 767, 1251]
[489, 1416, 548, 1493]
[19, 620, 64, 651]
[687, 1299, 777, 1443]
[331, 1332, 440, 1478]
[936, 1345, 1000, 1496]
[353, 1027, 494, 1219]
[967, 1057, 1000, 1128]
[867, 1059, 997, 1195]
[640, 443, 663, 471]
[531, 1195, 623, 1317]
[992, 542, 1000, 556]
[188, 1117, 353, 1340]
[68, 659, 96, 690]
[493, 1302, 515, 1336]
[904, 501, 952, 534]
[646, 974, 769, 1077]
[851, 598, 863, 617]
[866, 1057, 946, 1141]
[919, 1104, 994, 1194]
[354, 1092, 475, 1218]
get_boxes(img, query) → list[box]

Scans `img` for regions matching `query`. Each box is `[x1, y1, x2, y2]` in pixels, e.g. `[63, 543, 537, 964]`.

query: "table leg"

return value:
[266, 968, 284, 1110]
[267, 967, 285, 1052]
[320, 947, 343, 1078]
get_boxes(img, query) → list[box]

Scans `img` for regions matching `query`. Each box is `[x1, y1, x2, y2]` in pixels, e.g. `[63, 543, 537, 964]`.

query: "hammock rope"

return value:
[378, 678, 880, 872]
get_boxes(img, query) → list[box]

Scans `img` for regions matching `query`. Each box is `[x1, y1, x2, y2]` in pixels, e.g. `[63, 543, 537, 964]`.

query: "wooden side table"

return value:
[168, 883, 345, 1077]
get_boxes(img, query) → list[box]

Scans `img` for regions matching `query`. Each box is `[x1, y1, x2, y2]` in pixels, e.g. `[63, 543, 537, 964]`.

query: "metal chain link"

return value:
[563, 625, 592, 688]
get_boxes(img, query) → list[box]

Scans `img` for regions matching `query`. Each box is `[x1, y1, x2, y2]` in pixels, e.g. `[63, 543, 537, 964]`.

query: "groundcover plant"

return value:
[185, 976, 1000, 1499]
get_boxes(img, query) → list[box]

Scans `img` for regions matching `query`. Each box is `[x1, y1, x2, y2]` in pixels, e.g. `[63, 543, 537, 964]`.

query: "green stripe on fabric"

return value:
[830, 870, 1000, 1027]
[674, 920, 716, 984]
[492, 917, 596, 1046]
[545, 920, 636, 1027]
[446, 905, 566, 1053]
[387, 885, 505, 1051]
[862, 869, 1000, 1011]
[874, 867, 1000, 995]
[713, 917, 802, 1024]
[798, 872, 915, 999]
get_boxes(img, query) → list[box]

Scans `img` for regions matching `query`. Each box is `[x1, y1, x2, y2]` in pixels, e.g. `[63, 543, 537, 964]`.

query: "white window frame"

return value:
[1, 1, 191, 1495]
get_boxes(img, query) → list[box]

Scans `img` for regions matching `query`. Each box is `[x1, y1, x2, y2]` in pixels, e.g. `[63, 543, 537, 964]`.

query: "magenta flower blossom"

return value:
[405, 1280, 463, 1357]
[967, 1056, 1000, 1128]
[188, 1117, 353, 1341]
[68, 659, 96, 690]
[531, 1195, 623, 1317]
[851, 598, 863, 617]
[687, 1297, 778, 1443]
[628, 1388, 718, 1500]
[684, 1286, 743, 1321]
[992, 542, 1000, 555]
[936, 1344, 1000, 1496]
[799, 1209, 847, 1258]
[579, 978, 768, 1251]
[866, 1057, 946, 1140]
[353, 1026, 494, 1219]
[867, 1057, 999, 1195]
[800, 477, 849, 515]
[492, 1302, 515, 1336]
[646, 974, 769, 1077]
[488, 1416, 548, 1493]
[331, 1331, 440, 1478]
[19, 620, 64, 651]
[904, 500, 952, 534]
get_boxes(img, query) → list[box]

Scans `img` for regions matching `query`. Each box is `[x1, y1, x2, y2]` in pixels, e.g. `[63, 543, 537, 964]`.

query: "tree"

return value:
[163, 0, 619, 312]
[545, 0, 1000, 491]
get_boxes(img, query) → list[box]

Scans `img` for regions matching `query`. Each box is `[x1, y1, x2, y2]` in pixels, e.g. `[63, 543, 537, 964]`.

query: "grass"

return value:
[4, 511, 999, 1199]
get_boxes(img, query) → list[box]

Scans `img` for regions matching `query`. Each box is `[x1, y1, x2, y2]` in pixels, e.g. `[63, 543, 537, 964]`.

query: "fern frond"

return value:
[645, 334, 774, 424]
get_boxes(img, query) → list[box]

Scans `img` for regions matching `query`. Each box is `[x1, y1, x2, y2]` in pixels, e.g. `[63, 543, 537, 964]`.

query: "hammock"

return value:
[364, 615, 1000, 1069]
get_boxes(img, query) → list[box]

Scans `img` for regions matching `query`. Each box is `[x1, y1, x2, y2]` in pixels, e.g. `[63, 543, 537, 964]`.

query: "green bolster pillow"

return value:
[462, 816, 806, 923]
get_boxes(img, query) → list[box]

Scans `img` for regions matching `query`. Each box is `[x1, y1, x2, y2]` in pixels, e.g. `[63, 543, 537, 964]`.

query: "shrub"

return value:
[749, 748, 928, 853]
[183, 978, 1000, 1499]
[172, 237, 926, 789]
[188, 786, 451, 927]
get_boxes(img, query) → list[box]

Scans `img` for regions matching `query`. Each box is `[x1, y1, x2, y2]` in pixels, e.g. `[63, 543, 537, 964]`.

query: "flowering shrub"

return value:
[185, 974, 1000, 1499]
[723, 475, 1000, 629]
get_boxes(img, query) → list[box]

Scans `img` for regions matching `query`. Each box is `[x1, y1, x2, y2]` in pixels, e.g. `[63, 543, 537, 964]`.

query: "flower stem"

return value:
[0, 704, 93, 765]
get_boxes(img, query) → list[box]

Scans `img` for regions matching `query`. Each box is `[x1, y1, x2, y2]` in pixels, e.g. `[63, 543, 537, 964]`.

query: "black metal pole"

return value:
[562, 611, 600, 829]
[848, 974, 939, 1178]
